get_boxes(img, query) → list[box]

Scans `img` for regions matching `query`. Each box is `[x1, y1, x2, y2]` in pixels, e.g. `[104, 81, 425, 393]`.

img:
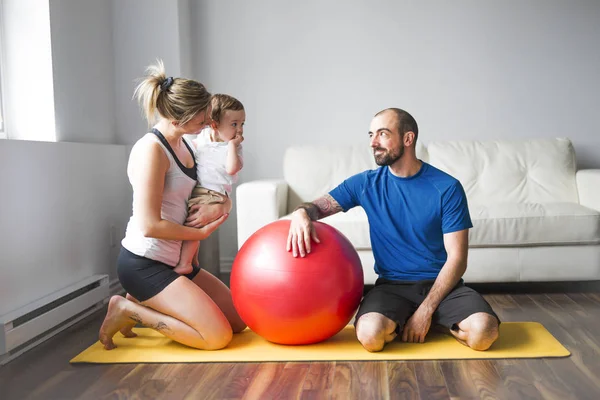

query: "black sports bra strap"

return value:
[181, 137, 197, 168]
[150, 128, 197, 180]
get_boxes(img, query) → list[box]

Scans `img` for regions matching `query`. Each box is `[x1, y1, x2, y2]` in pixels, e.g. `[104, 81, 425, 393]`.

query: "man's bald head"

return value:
[374, 108, 418, 144]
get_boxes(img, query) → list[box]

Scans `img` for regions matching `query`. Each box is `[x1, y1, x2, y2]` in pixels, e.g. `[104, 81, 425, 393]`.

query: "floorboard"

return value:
[2, 281, 599, 399]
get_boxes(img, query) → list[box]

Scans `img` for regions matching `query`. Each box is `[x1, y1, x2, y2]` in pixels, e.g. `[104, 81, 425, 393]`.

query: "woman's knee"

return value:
[149, 278, 235, 349]
[199, 323, 234, 350]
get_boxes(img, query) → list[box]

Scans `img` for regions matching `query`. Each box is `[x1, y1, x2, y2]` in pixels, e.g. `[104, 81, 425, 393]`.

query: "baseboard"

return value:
[0, 275, 109, 365]
[220, 257, 234, 273]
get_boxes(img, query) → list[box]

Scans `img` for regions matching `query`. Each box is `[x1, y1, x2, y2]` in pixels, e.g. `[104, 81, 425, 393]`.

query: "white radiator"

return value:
[0, 275, 109, 365]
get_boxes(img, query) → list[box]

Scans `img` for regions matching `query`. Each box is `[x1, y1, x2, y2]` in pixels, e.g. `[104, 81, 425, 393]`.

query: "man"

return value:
[286, 108, 499, 352]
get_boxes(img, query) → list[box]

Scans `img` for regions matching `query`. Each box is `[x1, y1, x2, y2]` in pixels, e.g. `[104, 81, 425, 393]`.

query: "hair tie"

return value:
[160, 76, 174, 91]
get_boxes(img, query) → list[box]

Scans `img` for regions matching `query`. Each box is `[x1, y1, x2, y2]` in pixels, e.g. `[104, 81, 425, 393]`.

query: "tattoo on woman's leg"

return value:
[128, 313, 172, 333]
[153, 321, 172, 333]
[130, 313, 143, 324]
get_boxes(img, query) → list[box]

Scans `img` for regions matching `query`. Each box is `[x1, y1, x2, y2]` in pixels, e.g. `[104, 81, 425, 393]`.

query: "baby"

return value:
[174, 94, 245, 274]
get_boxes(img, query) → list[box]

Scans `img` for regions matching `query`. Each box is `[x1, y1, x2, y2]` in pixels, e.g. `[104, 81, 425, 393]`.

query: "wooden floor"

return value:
[1, 283, 600, 400]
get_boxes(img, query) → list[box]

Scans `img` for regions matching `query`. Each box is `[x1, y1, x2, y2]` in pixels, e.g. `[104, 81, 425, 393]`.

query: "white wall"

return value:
[48, 0, 117, 143]
[112, 0, 193, 145]
[0, 140, 130, 316]
[191, 0, 600, 263]
[178, 0, 193, 78]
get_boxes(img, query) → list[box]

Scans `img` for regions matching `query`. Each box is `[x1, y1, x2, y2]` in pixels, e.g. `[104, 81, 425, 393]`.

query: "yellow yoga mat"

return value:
[71, 322, 569, 364]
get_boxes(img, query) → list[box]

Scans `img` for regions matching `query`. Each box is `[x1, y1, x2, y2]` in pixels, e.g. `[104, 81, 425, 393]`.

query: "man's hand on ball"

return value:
[286, 209, 320, 258]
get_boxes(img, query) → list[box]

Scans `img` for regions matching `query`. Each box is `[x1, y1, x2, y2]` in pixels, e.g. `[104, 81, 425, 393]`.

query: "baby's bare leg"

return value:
[174, 240, 200, 274]
[175, 193, 210, 274]
[176, 193, 230, 274]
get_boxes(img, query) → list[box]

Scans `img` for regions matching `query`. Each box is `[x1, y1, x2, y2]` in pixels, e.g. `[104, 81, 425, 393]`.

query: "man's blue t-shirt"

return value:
[329, 162, 472, 281]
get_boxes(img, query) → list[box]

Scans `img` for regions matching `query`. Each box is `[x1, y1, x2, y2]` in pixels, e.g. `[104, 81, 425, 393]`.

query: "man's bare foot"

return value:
[173, 263, 193, 275]
[99, 296, 132, 350]
[431, 324, 470, 347]
[431, 324, 452, 336]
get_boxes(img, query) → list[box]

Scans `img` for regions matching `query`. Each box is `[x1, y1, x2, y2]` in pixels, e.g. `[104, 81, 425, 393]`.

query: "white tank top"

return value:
[121, 132, 197, 266]
[193, 127, 241, 196]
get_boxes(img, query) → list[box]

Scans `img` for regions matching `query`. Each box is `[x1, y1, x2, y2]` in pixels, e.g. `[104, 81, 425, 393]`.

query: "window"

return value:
[0, 0, 6, 139]
[0, 0, 56, 141]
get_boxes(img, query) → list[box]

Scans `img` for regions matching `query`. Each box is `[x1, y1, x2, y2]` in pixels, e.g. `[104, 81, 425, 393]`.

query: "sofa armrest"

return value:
[576, 169, 600, 211]
[236, 180, 289, 248]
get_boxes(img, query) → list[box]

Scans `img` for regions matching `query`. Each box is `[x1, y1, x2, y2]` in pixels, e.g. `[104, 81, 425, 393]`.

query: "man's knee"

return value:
[465, 313, 499, 351]
[356, 328, 385, 352]
[355, 313, 396, 352]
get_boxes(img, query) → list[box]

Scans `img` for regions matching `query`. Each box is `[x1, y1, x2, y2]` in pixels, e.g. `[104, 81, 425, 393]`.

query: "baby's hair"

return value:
[210, 94, 244, 123]
[133, 59, 211, 126]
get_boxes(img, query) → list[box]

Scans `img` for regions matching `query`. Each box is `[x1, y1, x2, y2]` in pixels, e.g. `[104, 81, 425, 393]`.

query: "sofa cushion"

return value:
[326, 202, 600, 249]
[283, 143, 428, 211]
[426, 138, 579, 204]
[469, 202, 600, 247]
[320, 208, 372, 249]
[283, 202, 600, 250]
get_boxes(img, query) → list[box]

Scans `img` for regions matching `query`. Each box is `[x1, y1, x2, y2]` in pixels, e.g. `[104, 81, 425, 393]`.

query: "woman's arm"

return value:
[129, 139, 227, 241]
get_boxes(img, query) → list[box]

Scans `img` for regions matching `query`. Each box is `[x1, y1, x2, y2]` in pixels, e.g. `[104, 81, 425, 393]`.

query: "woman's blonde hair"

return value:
[210, 94, 244, 123]
[133, 59, 211, 126]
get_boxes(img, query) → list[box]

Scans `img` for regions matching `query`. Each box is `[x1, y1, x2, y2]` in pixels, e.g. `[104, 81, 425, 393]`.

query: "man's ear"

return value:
[404, 131, 415, 146]
[171, 120, 180, 127]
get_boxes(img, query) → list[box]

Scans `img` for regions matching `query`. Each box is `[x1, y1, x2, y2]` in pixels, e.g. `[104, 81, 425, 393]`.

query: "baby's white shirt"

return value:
[192, 127, 242, 196]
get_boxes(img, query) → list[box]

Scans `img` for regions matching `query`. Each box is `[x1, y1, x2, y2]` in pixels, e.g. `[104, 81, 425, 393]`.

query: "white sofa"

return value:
[237, 138, 600, 284]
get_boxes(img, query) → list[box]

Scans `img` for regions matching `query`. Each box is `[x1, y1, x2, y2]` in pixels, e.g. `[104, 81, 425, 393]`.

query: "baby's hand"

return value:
[230, 134, 244, 146]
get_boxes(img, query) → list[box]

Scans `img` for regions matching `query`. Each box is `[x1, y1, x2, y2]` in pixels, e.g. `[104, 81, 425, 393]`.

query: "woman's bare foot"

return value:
[119, 293, 139, 338]
[173, 263, 193, 275]
[119, 321, 138, 338]
[99, 295, 132, 350]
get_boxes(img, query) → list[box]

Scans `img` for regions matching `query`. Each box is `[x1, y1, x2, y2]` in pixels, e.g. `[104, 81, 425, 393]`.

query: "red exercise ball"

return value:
[231, 219, 364, 345]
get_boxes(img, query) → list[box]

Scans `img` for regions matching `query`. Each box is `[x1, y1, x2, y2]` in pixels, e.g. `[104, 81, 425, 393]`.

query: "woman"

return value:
[99, 60, 245, 350]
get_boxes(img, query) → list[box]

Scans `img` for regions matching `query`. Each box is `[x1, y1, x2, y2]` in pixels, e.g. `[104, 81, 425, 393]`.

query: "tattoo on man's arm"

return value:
[314, 195, 342, 218]
[295, 195, 342, 220]
[295, 202, 320, 220]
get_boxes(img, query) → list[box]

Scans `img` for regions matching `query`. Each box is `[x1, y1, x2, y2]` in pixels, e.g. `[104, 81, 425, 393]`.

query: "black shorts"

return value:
[355, 278, 499, 332]
[117, 246, 201, 302]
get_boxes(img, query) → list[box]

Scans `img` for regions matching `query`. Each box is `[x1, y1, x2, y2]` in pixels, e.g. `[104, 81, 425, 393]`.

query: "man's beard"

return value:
[373, 145, 404, 166]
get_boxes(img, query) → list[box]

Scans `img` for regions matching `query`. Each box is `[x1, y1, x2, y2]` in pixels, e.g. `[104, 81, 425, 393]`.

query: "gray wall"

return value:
[0, 0, 203, 315]
[191, 0, 600, 263]
[112, 0, 193, 145]
[2, 0, 599, 312]
[0, 140, 130, 316]
[0, 0, 131, 316]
